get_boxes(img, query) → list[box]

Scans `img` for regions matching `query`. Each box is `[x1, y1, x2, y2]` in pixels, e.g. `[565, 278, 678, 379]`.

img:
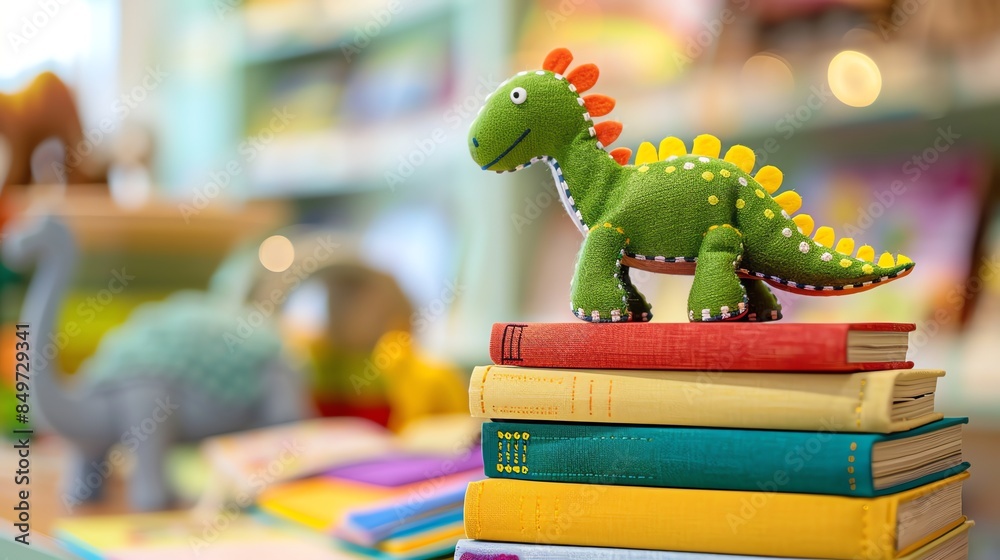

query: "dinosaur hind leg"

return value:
[688, 225, 748, 322]
[741, 279, 783, 322]
[621, 267, 652, 322]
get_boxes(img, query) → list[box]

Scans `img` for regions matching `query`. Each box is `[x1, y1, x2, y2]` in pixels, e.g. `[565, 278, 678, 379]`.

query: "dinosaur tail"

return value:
[614, 132, 916, 294]
[737, 176, 915, 293]
[682, 134, 917, 293]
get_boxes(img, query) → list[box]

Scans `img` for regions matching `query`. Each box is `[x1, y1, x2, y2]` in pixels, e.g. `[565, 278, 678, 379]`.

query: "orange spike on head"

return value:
[542, 48, 574, 74]
[594, 121, 622, 146]
[609, 147, 631, 166]
[583, 94, 615, 117]
[566, 63, 599, 93]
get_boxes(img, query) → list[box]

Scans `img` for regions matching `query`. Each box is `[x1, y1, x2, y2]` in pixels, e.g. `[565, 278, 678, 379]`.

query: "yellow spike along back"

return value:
[658, 137, 687, 161]
[835, 238, 855, 255]
[773, 191, 802, 215]
[634, 141, 658, 166]
[754, 165, 783, 194]
[814, 226, 835, 248]
[691, 134, 721, 159]
[896, 254, 912, 265]
[792, 214, 814, 236]
[724, 145, 756, 173]
[856, 245, 875, 262]
[877, 252, 895, 268]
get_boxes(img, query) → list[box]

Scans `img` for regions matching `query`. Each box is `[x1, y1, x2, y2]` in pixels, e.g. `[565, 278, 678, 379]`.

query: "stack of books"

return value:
[457, 322, 973, 560]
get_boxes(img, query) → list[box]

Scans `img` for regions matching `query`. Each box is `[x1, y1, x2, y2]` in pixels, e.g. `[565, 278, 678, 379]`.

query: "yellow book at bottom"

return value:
[463, 473, 969, 560]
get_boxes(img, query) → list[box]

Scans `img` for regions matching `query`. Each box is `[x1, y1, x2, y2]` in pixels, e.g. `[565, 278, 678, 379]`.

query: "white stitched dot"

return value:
[799, 242, 810, 253]
[666, 155, 678, 161]
[577, 97, 584, 105]
[517, 71, 528, 76]
[683, 162, 695, 170]
[535, 70, 546, 75]
[738, 177, 748, 186]
[781, 210, 790, 219]
[720, 306, 730, 314]
[782, 228, 792, 237]
[554, 73, 564, 80]
[698, 157, 710, 163]
[821, 252, 832, 261]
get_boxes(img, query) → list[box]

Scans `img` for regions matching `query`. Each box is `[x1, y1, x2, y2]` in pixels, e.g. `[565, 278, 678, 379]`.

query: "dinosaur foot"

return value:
[687, 294, 749, 322]
[741, 279, 783, 322]
[745, 309, 783, 322]
[573, 306, 643, 323]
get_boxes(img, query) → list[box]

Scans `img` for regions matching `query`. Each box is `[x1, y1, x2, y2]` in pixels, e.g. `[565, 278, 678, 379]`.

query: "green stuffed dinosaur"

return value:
[468, 47, 914, 322]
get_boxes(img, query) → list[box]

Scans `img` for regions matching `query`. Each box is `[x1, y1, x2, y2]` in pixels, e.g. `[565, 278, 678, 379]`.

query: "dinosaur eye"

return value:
[510, 87, 527, 105]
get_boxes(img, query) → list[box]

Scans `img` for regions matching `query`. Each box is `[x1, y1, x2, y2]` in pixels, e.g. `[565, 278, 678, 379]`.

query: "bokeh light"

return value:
[259, 235, 295, 272]
[828, 50, 882, 107]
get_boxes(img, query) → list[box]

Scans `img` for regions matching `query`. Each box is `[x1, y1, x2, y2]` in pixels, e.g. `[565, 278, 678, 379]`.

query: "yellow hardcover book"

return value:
[469, 366, 943, 433]
[464, 473, 969, 560]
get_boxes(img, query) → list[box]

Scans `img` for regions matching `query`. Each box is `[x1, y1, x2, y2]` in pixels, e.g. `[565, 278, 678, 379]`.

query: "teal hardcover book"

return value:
[484, 418, 969, 496]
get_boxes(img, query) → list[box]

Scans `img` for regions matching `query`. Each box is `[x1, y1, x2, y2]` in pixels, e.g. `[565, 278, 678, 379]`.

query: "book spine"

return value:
[484, 421, 876, 496]
[489, 323, 900, 372]
[463, 479, 886, 559]
[469, 366, 899, 433]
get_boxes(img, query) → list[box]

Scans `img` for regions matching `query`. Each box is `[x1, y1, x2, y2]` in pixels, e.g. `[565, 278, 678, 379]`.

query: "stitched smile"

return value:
[481, 129, 531, 170]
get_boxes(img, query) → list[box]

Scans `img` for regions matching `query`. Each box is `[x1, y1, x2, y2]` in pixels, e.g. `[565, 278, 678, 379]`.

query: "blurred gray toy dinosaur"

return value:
[1, 214, 309, 511]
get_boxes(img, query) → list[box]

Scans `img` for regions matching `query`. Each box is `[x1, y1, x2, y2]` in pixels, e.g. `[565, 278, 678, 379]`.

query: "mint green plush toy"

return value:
[468, 47, 915, 322]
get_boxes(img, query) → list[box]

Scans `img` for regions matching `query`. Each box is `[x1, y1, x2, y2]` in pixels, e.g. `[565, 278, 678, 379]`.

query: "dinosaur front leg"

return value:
[62, 445, 112, 509]
[688, 225, 748, 322]
[741, 279, 783, 322]
[571, 224, 649, 322]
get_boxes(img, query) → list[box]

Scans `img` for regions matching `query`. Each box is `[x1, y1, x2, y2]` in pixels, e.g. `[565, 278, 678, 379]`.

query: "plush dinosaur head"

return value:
[469, 48, 622, 172]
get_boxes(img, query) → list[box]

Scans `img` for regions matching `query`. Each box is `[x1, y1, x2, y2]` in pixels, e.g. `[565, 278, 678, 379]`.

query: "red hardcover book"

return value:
[490, 322, 914, 372]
